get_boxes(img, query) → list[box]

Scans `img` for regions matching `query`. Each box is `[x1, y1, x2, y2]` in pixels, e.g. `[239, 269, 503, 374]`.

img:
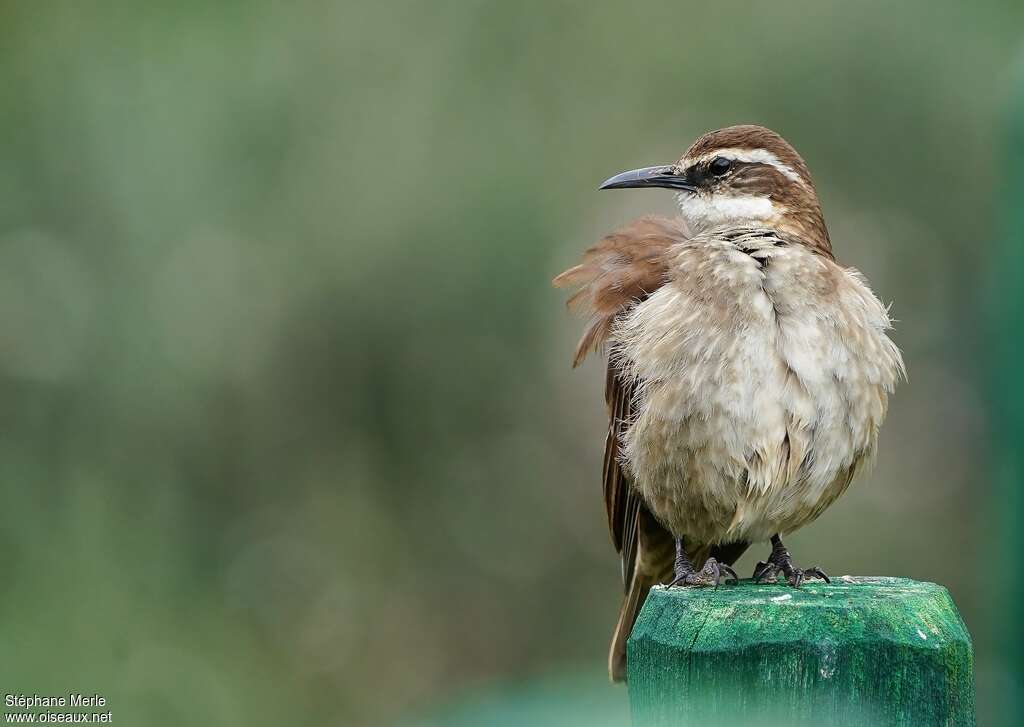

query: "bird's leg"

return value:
[753, 534, 830, 588]
[665, 537, 737, 588]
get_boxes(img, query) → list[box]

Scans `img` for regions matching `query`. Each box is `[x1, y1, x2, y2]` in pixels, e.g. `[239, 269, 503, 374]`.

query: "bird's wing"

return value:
[554, 217, 684, 680]
[554, 217, 749, 681]
[553, 214, 684, 560]
[552, 216, 686, 368]
[602, 363, 673, 587]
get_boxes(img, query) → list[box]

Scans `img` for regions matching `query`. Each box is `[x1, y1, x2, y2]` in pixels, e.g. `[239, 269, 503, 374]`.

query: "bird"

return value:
[553, 125, 904, 682]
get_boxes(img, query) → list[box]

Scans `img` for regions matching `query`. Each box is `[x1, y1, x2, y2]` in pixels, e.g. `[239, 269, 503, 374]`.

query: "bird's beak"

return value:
[599, 164, 696, 192]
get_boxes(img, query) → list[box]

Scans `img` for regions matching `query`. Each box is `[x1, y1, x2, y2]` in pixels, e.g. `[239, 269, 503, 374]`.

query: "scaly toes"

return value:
[801, 566, 830, 584]
[687, 557, 723, 587]
[785, 566, 830, 588]
[665, 558, 738, 588]
[717, 562, 739, 585]
[753, 560, 782, 583]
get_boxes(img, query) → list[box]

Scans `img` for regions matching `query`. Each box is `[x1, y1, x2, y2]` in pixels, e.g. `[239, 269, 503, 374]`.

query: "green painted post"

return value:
[627, 577, 974, 727]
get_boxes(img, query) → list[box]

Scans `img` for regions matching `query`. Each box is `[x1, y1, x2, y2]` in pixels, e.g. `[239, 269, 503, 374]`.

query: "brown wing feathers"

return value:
[554, 217, 684, 681]
[605, 368, 640, 584]
[552, 216, 686, 367]
[553, 216, 686, 576]
[555, 216, 750, 681]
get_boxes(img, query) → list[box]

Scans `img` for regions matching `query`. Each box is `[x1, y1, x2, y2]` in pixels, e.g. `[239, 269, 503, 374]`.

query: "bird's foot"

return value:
[753, 560, 829, 587]
[752, 535, 829, 588]
[665, 557, 738, 588]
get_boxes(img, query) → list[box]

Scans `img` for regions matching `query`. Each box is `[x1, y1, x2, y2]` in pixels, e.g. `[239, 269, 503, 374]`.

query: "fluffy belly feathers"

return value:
[613, 236, 903, 544]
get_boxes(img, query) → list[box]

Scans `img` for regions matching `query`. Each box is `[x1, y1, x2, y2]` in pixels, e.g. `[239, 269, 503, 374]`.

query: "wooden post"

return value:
[627, 577, 974, 727]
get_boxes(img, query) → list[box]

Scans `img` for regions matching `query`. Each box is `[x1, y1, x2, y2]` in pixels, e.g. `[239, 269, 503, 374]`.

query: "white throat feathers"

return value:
[676, 192, 783, 232]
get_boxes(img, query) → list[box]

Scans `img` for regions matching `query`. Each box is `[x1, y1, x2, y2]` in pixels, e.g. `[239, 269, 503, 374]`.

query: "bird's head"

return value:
[600, 125, 831, 255]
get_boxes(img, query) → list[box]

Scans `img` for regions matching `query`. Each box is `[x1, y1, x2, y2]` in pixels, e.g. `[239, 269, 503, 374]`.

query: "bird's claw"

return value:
[794, 566, 830, 587]
[753, 559, 780, 584]
[665, 557, 738, 588]
[753, 559, 829, 588]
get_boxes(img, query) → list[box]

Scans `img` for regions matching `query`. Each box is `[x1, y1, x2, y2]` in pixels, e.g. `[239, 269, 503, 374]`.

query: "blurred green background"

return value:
[0, 2, 1021, 725]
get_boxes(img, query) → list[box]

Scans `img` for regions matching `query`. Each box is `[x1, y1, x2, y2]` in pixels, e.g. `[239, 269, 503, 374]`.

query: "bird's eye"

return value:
[709, 156, 732, 176]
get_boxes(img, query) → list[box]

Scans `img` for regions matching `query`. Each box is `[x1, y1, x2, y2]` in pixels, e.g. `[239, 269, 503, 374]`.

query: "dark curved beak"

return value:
[599, 164, 695, 192]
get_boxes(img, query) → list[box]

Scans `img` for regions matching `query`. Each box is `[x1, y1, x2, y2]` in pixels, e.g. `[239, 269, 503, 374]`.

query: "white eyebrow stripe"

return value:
[688, 148, 805, 185]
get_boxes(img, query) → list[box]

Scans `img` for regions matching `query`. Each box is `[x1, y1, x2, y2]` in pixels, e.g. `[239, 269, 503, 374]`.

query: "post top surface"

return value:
[647, 576, 946, 608]
[631, 576, 970, 653]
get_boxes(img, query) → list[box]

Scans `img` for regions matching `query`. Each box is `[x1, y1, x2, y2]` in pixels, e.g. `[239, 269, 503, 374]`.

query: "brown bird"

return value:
[554, 125, 904, 682]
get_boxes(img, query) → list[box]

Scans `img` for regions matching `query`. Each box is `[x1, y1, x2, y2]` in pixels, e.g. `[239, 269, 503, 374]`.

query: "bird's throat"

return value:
[676, 193, 783, 233]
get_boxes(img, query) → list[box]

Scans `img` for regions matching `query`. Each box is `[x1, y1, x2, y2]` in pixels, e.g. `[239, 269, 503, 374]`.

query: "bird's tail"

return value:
[608, 567, 660, 682]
